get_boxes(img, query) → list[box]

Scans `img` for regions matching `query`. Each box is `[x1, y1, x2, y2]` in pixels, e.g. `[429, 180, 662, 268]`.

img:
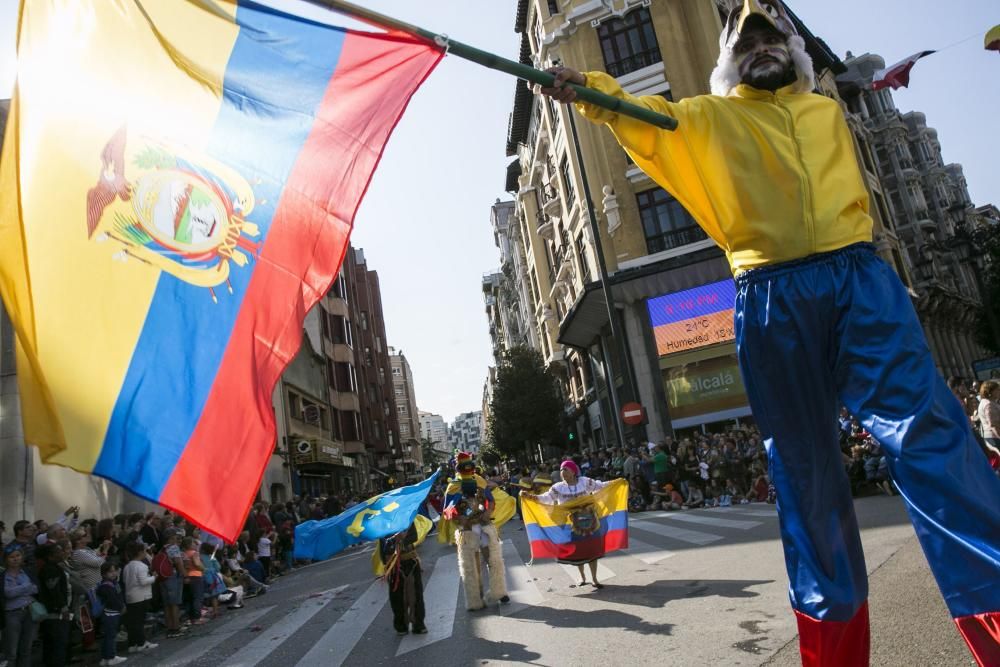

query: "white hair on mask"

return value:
[709, 31, 816, 97]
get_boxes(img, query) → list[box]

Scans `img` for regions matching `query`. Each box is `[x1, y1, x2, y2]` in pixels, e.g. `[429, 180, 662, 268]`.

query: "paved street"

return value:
[113, 496, 973, 666]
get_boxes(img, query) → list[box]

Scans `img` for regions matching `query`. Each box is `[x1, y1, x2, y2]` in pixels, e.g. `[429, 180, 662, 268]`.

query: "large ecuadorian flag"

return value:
[522, 479, 629, 562]
[0, 1, 442, 541]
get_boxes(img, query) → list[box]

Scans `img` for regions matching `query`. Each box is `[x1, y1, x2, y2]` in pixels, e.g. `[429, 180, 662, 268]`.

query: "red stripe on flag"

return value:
[529, 529, 629, 561]
[159, 32, 442, 542]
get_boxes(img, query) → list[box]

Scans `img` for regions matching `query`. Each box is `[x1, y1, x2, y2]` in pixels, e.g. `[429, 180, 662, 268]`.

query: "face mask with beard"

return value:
[734, 25, 795, 91]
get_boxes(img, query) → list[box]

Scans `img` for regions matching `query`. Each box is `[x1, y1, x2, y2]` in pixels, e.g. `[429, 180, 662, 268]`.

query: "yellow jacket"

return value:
[576, 72, 873, 273]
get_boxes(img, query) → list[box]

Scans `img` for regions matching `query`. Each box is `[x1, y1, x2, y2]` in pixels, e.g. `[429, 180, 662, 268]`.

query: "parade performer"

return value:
[522, 460, 612, 588]
[442, 452, 510, 611]
[373, 515, 432, 636]
[539, 1, 1000, 664]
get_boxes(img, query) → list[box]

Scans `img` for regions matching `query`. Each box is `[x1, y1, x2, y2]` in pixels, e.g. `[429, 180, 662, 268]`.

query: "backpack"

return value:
[151, 550, 175, 580]
[87, 587, 104, 618]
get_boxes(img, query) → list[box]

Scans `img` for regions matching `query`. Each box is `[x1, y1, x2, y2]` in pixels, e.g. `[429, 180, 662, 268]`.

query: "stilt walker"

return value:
[536, 1, 1000, 664]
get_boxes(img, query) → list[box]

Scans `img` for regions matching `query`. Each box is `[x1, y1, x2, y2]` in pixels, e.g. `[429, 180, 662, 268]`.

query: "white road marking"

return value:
[661, 513, 761, 530]
[220, 587, 347, 667]
[297, 579, 388, 666]
[500, 539, 544, 612]
[396, 553, 460, 656]
[631, 520, 723, 546]
[156, 605, 275, 667]
[611, 536, 674, 565]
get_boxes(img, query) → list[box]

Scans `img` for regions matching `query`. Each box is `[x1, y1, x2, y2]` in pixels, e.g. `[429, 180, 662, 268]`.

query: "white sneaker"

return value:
[128, 646, 142, 654]
[106, 657, 128, 666]
[140, 642, 159, 651]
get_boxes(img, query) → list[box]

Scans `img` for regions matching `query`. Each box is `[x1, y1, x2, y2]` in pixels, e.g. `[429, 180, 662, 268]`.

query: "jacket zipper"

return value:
[775, 94, 815, 254]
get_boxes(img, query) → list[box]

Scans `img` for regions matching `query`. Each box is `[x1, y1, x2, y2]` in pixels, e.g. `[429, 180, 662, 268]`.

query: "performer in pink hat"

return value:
[523, 458, 610, 588]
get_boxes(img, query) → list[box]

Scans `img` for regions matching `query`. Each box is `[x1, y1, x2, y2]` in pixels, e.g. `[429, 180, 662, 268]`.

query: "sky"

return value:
[0, 1, 997, 423]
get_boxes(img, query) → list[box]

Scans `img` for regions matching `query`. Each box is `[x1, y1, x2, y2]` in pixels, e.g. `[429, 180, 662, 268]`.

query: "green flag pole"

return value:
[301, 0, 679, 131]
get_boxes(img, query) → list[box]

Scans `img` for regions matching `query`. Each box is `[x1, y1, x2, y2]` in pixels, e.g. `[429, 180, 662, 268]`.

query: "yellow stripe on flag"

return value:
[0, 0, 239, 470]
[522, 479, 629, 528]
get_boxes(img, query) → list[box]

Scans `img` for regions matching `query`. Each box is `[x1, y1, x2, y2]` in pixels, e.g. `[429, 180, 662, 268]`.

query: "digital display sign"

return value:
[647, 279, 736, 357]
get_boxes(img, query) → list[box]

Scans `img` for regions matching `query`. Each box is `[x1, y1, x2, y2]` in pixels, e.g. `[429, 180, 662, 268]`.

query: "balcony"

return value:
[536, 210, 554, 240]
[605, 50, 662, 78]
[645, 226, 709, 255]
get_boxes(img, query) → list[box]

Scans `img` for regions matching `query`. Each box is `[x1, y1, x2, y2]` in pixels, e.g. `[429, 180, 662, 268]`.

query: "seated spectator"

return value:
[863, 439, 894, 496]
[747, 470, 770, 503]
[683, 483, 705, 509]
[218, 562, 245, 609]
[651, 483, 685, 510]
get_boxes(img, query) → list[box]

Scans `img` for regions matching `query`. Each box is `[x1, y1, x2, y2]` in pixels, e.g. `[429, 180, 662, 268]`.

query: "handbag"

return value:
[29, 600, 49, 622]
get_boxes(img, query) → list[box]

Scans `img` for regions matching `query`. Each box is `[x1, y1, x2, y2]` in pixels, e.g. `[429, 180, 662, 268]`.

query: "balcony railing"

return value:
[645, 225, 709, 255]
[605, 50, 662, 78]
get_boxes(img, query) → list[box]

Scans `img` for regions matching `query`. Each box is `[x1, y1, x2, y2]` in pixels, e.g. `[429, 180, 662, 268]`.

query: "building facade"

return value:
[418, 410, 450, 456]
[837, 53, 992, 378]
[389, 347, 423, 480]
[448, 411, 483, 453]
[268, 246, 402, 500]
[489, 0, 925, 452]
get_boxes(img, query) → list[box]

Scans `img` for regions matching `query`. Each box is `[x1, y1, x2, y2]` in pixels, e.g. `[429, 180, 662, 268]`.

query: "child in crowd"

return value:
[256, 532, 273, 580]
[121, 542, 157, 655]
[95, 562, 126, 666]
[200, 543, 224, 619]
[218, 562, 245, 609]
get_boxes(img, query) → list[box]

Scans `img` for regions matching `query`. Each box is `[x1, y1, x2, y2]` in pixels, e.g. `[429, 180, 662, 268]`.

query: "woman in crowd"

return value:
[121, 542, 157, 654]
[36, 543, 72, 667]
[2, 549, 38, 667]
[977, 380, 1000, 455]
[68, 528, 107, 594]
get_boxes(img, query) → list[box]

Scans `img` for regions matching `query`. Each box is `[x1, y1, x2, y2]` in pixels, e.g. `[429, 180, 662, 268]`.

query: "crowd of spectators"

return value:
[0, 492, 371, 667]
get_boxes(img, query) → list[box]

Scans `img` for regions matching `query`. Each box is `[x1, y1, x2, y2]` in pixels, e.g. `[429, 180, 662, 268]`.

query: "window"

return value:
[560, 155, 575, 206]
[635, 188, 707, 254]
[398, 405, 408, 415]
[394, 387, 403, 397]
[392, 366, 402, 377]
[597, 7, 662, 77]
[360, 311, 369, 331]
[329, 273, 348, 300]
[547, 0, 559, 16]
[334, 362, 357, 393]
[545, 95, 560, 135]
[372, 419, 382, 439]
[400, 423, 410, 435]
[365, 347, 373, 365]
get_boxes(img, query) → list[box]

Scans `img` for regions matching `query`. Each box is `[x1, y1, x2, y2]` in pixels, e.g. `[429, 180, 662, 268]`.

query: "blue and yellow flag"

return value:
[0, 1, 441, 541]
[294, 471, 440, 561]
[522, 479, 629, 562]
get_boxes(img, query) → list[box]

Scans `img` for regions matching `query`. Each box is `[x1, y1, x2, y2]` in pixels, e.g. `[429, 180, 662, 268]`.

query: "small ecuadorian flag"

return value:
[0, 0, 442, 541]
[522, 479, 629, 562]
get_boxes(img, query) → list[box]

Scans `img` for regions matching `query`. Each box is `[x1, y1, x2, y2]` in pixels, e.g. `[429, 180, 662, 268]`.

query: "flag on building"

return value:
[521, 479, 629, 562]
[295, 471, 440, 561]
[871, 50, 936, 91]
[0, 0, 442, 541]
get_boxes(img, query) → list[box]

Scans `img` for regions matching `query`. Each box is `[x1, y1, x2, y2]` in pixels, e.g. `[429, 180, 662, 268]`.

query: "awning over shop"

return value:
[558, 247, 729, 349]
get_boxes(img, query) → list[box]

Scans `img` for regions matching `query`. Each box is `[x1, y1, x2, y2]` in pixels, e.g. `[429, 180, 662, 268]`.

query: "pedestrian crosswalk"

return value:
[144, 504, 779, 666]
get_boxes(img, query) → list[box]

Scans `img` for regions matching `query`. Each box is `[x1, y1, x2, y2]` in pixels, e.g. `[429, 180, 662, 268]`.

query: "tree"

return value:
[487, 345, 563, 459]
[420, 438, 447, 469]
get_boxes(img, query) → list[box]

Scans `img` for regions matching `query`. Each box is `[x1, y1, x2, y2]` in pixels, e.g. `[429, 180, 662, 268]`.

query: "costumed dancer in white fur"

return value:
[443, 452, 509, 611]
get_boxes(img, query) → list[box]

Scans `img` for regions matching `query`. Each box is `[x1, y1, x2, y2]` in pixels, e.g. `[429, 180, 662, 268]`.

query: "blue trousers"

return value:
[734, 243, 1000, 666]
[100, 613, 122, 660]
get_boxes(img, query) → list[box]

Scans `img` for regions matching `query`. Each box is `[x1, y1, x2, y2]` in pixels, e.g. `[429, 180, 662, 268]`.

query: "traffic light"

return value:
[568, 432, 576, 442]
